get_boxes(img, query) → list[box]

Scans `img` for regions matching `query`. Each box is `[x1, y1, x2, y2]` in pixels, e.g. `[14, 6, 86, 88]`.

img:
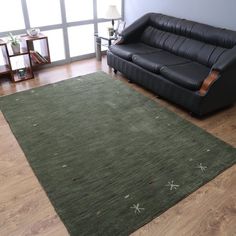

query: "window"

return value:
[26, 0, 62, 27]
[68, 25, 95, 57]
[42, 29, 65, 62]
[0, 0, 25, 31]
[65, 0, 94, 22]
[0, 0, 123, 63]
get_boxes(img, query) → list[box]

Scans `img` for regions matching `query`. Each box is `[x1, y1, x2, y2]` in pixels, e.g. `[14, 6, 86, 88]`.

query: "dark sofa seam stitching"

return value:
[151, 21, 231, 50]
[162, 33, 172, 48]
[170, 36, 181, 53]
[162, 61, 192, 68]
[196, 43, 207, 64]
[207, 46, 218, 66]
[189, 22, 197, 37]
[214, 49, 228, 64]
[158, 31, 168, 48]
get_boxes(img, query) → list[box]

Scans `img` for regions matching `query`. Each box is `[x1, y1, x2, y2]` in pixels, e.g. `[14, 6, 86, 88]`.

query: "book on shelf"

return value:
[35, 51, 48, 63]
[29, 50, 48, 64]
[30, 51, 41, 64]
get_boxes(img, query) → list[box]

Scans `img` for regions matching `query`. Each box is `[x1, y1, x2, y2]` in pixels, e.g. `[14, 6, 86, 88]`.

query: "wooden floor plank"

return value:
[131, 165, 236, 236]
[0, 112, 69, 236]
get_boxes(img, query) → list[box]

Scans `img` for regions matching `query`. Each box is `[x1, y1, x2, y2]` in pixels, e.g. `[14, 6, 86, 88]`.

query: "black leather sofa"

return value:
[107, 13, 236, 116]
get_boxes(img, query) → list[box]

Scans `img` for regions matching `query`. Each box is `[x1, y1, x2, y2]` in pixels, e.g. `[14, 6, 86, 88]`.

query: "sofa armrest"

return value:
[199, 70, 220, 96]
[212, 46, 236, 72]
[120, 13, 150, 43]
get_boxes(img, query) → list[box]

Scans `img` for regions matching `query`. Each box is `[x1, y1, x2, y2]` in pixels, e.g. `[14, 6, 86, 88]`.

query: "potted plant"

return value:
[8, 33, 21, 54]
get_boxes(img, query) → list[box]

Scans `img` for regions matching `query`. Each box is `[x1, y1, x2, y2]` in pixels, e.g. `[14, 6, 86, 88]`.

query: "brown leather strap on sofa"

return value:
[199, 70, 220, 96]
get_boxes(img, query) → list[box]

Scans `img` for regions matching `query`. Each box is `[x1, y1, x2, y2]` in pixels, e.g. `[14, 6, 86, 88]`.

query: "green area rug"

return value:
[0, 71, 235, 236]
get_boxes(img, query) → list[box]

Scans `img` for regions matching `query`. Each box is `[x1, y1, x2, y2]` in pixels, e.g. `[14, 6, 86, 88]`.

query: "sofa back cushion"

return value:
[141, 26, 227, 67]
[140, 13, 236, 67]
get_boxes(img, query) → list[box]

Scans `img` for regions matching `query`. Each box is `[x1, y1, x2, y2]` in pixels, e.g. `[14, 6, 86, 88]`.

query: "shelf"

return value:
[0, 33, 51, 83]
[13, 74, 33, 82]
[21, 33, 48, 41]
[12, 68, 34, 82]
[8, 52, 33, 82]
[6, 43, 28, 57]
[31, 59, 50, 67]
[8, 50, 29, 57]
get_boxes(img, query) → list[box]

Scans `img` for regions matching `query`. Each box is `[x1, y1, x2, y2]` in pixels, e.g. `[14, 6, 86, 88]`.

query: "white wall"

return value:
[124, 0, 236, 30]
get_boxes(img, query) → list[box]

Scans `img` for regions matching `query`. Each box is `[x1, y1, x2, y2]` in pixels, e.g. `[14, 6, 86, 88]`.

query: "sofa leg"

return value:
[128, 80, 132, 83]
[189, 111, 194, 117]
[113, 69, 117, 74]
[189, 112, 203, 119]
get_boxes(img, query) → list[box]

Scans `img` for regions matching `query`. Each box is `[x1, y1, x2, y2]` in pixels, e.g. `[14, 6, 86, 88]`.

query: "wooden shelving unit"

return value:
[21, 33, 51, 67]
[0, 33, 51, 83]
[7, 45, 34, 82]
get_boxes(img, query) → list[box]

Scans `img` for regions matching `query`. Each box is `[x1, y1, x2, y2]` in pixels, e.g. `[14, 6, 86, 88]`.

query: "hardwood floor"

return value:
[0, 57, 235, 236]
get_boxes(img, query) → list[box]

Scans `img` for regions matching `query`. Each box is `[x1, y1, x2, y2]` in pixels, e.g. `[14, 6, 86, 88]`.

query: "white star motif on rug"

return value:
[166, 180, 180, 190]
[196, 163, 207, 172]
[130, 203, 145, 214]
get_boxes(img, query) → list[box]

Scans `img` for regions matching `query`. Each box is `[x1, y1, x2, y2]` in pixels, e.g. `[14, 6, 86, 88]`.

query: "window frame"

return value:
[0, 0, 124, 66]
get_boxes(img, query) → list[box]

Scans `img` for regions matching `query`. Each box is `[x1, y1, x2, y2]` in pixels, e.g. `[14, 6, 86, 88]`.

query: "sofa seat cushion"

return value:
[109, 43, 159, 61]
[160, 62, 210, 90]
[132, 51, 190, 73]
